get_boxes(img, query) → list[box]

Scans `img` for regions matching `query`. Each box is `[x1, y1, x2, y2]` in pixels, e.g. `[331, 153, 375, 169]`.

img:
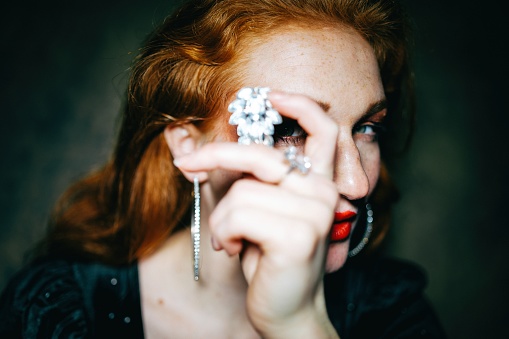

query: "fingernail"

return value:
[268, 91, 287, 100]
[211, 236, 221, 251]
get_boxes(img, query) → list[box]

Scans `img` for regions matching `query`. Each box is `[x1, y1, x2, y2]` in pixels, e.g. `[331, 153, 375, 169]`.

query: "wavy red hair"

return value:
[37, 0, 413, 263]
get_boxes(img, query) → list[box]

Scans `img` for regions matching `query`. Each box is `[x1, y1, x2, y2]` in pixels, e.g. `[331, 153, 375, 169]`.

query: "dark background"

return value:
[1, 1, 507, 337]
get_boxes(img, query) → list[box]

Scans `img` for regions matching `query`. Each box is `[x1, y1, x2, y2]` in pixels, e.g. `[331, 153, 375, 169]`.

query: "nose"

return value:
[333, 137, 370, 201]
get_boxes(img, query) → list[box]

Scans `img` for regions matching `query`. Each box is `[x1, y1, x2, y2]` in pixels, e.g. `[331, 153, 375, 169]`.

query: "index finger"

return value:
[268, 91, 338, 178]
[174, 142, 288, 184]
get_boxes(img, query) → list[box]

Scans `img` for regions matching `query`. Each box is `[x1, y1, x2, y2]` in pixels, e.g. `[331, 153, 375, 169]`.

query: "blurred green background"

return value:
[1, 1, 507, 337]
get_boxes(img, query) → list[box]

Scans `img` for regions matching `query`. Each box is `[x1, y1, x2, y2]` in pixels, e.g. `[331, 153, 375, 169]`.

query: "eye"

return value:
[353, 122, 385, 142]
[356, 124, 376, 135]
[274, 118, 307, 146]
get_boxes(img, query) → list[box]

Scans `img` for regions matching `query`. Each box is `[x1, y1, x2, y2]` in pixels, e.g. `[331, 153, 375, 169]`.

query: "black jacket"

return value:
[0, 256, 446, 338]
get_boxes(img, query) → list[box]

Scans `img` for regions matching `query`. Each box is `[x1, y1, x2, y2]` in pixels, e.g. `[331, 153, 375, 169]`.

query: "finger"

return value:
[210, 178, 336, 229]
[210, 185, 333, 256]
[269, 91, 338, 178]
[174, 142, 289, 183]
[211, 206, 320, 259]
[239, 243, 261, 283]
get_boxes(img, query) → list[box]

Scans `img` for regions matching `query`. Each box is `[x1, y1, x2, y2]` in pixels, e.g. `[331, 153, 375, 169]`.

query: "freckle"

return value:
[158, 298, 164, 305]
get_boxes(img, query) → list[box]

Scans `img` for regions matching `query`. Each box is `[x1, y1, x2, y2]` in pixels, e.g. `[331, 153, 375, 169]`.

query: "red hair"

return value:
[38, 0, 413, 263]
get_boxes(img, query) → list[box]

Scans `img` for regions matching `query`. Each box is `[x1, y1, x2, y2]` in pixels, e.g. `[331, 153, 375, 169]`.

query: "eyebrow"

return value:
[316, 100, 331, 112]
[315, 98, 387, 119]
[362, 99, 388, 120]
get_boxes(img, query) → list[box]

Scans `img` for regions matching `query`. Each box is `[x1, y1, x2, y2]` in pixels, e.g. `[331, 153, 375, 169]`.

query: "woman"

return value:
[0, 0, 446, 338]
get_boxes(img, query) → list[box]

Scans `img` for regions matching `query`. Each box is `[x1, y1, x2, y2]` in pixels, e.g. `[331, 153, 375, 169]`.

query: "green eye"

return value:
[354, 123, 386, 141]
[356, 125, 375, 135]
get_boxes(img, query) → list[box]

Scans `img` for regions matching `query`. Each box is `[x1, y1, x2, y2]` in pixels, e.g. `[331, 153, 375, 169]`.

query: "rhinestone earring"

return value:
[191, 176, 201, 280]
[348, 203, 373, 257]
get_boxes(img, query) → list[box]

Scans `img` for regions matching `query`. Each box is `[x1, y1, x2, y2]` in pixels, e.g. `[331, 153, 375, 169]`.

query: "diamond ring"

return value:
[284, 146, 311, 175]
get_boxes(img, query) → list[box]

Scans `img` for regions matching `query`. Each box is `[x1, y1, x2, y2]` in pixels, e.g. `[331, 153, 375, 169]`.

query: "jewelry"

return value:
[228, 87, 282, 147]
[284, 146, 312, 175]
[191, 176, 201, 281]
[348, 203, 373, 257]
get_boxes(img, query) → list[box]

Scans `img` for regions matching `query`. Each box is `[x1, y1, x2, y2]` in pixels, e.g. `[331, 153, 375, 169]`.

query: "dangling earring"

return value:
[348, 203, 373, 257]
[191, 176, 201, 281]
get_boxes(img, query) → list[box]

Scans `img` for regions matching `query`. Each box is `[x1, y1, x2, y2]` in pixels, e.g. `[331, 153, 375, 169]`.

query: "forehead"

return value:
[236, 26, 384, 117]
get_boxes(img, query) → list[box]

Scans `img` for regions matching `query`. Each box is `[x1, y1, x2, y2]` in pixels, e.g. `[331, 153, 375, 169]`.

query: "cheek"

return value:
[208, 169, 243, 204]
[325, 242, 349, 273]
[205, 132, 243, 203]
[325, 145, 380, 273]
[201, 113, 243, 204]
[358, 143, 381, 196]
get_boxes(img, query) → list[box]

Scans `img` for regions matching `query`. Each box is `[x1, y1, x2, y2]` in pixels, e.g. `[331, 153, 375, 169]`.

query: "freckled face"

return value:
[212, 26, 385, 272]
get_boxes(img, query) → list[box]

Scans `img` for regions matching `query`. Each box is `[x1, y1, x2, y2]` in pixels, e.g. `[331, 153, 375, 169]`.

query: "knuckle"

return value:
[230, 178, 255, 193]
[228, 180, 245, 195]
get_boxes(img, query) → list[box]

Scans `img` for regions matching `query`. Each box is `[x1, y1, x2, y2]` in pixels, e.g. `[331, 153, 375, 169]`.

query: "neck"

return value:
[191, 180, 249, 290]
[143, 221, 249, 294]
[139, 226, 258, 338]
[194, 227, 249, 290]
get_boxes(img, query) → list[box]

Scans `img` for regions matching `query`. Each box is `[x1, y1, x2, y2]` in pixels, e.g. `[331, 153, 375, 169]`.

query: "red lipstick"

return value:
[330, 211, 357, 242]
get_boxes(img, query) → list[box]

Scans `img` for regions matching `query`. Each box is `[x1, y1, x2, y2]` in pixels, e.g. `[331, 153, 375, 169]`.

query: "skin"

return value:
[139, 25, 385, 338]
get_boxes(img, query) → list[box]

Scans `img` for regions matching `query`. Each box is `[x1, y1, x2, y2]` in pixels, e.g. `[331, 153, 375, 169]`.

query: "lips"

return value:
[330, 210, 357, 242]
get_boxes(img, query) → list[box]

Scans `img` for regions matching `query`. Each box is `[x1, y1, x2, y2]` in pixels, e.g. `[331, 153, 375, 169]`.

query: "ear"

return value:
[163, 124, 209, 183]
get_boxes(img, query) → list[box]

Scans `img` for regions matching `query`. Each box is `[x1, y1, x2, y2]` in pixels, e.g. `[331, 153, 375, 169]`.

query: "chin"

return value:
[324, 241, 350, 273]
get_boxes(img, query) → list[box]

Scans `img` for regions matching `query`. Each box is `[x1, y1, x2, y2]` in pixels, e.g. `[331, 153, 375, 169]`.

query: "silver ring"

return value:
[228, 87, 283, 147]
[284, 146, 311, 175]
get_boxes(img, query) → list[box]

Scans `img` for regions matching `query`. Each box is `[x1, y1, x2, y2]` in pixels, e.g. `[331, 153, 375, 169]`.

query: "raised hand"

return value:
[174, 91, 340, 338]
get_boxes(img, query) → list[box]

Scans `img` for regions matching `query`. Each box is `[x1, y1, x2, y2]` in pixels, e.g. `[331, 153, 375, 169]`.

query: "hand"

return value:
[175, 91, 340, 338]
